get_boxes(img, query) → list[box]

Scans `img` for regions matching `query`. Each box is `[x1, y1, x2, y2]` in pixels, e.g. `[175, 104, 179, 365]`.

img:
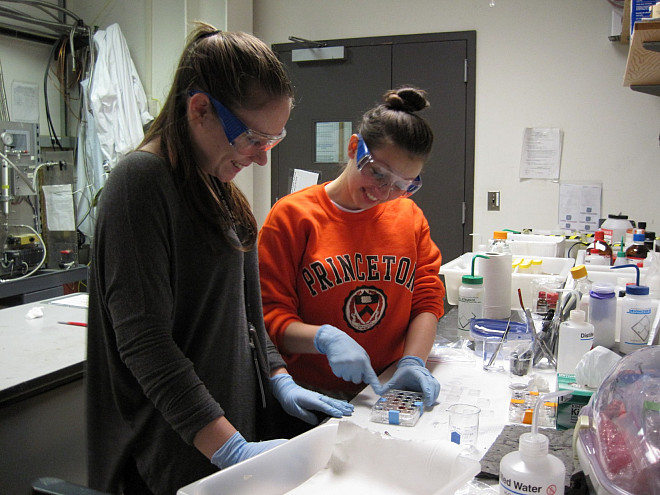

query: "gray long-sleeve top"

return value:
[86, 151, 286, 494]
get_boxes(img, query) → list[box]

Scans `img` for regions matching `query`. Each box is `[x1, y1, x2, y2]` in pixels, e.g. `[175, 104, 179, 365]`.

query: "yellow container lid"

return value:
[570, 264, 588, 280]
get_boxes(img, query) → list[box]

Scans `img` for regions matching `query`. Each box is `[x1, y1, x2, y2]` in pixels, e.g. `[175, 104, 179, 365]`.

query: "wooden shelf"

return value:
[624, 20, 660, 95]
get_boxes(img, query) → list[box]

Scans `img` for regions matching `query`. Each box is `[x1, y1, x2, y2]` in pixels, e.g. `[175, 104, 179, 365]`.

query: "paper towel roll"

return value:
[480, 252, 512, 319]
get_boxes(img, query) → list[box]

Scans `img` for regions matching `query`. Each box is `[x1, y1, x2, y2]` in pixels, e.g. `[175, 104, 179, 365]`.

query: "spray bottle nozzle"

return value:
[519, 390, 572, 457]
[532, 391, 571, 436]
[471, 254, 490, 276]
[462, 254, 489, 285]
[611, 264, 642, 287]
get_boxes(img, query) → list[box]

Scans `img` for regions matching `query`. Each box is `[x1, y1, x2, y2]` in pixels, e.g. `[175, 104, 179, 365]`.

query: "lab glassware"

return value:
[448, 403, 480, 453]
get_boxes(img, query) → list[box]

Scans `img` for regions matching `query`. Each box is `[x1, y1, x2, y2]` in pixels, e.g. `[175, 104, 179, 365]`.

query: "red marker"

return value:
[58, 321, 87, 327]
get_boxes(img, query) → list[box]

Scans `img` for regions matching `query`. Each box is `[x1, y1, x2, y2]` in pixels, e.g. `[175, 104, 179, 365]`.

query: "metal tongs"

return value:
[487, 315, 511, 368]
[518, 288, 556, 368]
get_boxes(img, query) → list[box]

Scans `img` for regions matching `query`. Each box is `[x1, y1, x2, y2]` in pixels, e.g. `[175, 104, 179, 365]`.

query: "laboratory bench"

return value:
[0, 295, 88, 494]
[3, 299, 562, 495]
[0, 264, 88, 307]
[179, 307, 570, 494]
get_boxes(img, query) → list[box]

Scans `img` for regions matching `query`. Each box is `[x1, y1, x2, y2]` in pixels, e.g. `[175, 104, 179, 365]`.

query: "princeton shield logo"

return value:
[343, 285, 387, 332]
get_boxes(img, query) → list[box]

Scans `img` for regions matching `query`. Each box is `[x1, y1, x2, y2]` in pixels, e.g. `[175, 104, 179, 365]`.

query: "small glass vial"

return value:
[509, 383, 528, 423]
[536, 291, 548, 313]
[509, 399, 526, 423]
[540, 401, 557, 428]
[509, 382, 528, 401]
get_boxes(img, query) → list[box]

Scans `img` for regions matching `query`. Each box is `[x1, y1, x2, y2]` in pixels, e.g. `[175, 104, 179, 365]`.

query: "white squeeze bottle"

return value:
[611, 264, 656, 354]
[556, 309, 594, 375]
[499, 391, 570, 495]
[457, 254, 489, 337]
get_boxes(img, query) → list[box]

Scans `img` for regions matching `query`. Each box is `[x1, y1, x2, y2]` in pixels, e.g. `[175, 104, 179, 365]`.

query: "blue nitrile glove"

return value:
[270, 373, 354, 424]
[211, 431, 287, 470]
[314, 324, 382, 391]
[379, 355, 440, 407]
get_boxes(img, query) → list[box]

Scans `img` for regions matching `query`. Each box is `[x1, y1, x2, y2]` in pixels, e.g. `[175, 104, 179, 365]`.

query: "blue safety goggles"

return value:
[355, 134, 422, 197]
[189, 90, 286, 154]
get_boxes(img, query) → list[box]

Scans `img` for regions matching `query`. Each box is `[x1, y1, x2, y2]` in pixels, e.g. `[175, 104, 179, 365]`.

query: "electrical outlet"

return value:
[488, 191, 500, 211]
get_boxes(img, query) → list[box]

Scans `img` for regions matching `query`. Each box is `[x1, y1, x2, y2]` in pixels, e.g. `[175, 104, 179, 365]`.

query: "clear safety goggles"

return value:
[189, 90, 287, 154]
[355, 134, 422, 197]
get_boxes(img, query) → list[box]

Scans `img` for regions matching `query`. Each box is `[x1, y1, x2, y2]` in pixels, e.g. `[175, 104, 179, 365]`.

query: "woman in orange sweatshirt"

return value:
[259, 87, 445, 407]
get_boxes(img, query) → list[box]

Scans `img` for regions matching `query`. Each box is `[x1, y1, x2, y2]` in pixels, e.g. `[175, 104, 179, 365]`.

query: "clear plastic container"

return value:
[575, 346, 660, 495]
[369, 390, 424, 426]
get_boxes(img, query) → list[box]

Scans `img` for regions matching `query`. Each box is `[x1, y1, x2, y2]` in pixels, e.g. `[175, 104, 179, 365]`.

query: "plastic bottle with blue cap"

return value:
[611, 264, 656, 354]
[457, 254, 489, 337]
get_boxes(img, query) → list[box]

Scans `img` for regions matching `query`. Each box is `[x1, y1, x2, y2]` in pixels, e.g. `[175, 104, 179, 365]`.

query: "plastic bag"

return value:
[590, 347, 660, 494]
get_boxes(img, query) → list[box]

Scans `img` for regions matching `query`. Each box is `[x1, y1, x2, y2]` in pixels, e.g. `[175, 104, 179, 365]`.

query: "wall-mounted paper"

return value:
[42, 184, 76, 231]
[291, 169, 319, 193]
[11, 81, 39, 123]
[519, 127, 563, 180]
[315, 121, 352, 163]
[558, 182, 602, 233]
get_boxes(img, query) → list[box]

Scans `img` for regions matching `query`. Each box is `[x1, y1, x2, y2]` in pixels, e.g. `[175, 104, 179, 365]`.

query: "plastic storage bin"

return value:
[440, 252, 575, 309]
[177, 421, 481, 495]
[507, 233, 566, 257]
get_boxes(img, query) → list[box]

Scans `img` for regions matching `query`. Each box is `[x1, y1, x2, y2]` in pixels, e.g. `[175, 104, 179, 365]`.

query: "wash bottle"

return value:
[499, 390, 570, 495]
[611, 264, 655, 354]
[457, 254, 489, 336]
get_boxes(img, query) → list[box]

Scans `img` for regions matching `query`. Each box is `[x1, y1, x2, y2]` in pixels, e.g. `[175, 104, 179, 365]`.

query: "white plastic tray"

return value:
[440, 252, 575, 308]
[507, 233, 566, 257]
[177, 421, 480, 495]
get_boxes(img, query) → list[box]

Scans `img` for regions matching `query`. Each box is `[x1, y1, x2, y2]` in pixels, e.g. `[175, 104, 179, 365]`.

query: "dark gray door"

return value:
[271, 32, 475, 263]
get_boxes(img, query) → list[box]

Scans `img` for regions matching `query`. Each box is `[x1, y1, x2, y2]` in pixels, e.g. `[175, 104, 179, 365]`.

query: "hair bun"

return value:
[383, 87, 429, 113]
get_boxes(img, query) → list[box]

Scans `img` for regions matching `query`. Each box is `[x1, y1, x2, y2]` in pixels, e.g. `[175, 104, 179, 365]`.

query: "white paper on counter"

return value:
[286, 421, 477, 495]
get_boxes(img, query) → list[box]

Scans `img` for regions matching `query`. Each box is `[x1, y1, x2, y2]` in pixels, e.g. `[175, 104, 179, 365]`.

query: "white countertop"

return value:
[345, 345, 549, 458]
[0, 297, 538, 456]
[0, 294, 87, 394]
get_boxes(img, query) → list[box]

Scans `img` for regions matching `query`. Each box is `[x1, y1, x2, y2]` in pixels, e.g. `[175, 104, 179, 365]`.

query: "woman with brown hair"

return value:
[86, 24, 352, 494]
